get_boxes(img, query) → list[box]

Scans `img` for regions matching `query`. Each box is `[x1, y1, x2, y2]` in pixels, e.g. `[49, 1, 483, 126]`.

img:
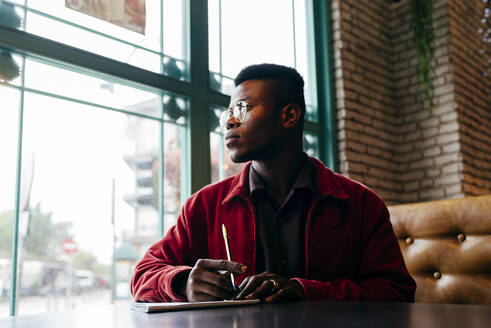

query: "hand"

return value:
[185, 259, 247, 302]
[234, 272, 305, 303]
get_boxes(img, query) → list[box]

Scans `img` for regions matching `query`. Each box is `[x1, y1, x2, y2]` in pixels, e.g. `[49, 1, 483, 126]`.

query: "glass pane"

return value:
[294, 0, 318, 122]
[208, 0, 220, 75]
[163, 123, 187, 236]
[216, 0, 295, 78]
[0, 86, 20, 317]
[15, 89, 161, 315]
[24, 58, 161, 118]
[163, 0, 186, 59]
[208, 0, 318, 122]
[122, 117, 160, 270]
[0, 1, 24, 31]
[163, 93, 188, 125]
[3, 0, 189, 78]
[209, 106, 244, 183]
[27, 0, 160, 51]
[25, 11, 161, 73]
[0, 48, 23, 86]
[162, 0, 189, 81]
[209, 73, 235, 96]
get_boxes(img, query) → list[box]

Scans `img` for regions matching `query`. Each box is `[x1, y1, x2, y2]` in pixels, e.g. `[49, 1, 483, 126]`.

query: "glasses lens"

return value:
[219, 110, 229, 131]
[235, 101, 247, 122]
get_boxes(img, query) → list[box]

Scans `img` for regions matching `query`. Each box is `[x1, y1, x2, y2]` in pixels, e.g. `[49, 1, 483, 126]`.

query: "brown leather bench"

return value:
[388, 195, 491, 304]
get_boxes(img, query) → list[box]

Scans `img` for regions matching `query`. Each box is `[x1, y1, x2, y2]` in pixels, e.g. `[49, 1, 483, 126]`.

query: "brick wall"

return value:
[333, 0, 402, 204]
[391, 0, 464, 203]
[332, 0, 491, 204]
[447, 0, 491, 196]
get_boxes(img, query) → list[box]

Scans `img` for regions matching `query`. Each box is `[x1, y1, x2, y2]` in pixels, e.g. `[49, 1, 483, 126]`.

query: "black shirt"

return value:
[249, 155, 317, 278]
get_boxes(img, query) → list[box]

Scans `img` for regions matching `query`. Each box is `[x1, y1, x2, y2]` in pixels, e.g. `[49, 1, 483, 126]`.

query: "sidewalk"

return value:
[0, 289, 131, 317]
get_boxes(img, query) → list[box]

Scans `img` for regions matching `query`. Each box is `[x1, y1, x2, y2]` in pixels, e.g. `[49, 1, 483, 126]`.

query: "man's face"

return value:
[224, 79, 284, 163]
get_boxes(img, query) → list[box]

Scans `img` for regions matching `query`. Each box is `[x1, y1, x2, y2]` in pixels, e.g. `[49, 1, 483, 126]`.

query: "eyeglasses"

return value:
[219, 100, 283, 132]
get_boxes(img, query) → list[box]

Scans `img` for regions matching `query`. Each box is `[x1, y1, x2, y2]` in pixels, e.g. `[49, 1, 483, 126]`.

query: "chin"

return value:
[229, 149, 252, 163]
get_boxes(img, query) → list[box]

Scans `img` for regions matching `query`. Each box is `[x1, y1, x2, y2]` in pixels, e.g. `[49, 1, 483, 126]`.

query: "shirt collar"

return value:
[248, 154, 316, 196]
[222, 156, 349, 205]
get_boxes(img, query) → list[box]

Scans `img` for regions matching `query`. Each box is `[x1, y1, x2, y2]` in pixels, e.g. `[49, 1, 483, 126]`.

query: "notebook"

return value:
[132, 299, 261, 313]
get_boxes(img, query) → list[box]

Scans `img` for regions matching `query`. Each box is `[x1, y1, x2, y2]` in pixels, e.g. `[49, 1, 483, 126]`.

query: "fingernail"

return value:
[241, 265, 247, 272]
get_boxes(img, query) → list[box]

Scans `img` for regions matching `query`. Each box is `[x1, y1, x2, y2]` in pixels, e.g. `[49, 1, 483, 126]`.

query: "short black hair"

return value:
[234, 63, 306, 115]
[234, 63, 304, 88]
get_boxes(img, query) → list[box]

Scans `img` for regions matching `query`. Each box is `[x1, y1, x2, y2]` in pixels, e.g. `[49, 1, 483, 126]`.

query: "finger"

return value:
[265, 288, 289, 303]
[232, 276, 250, 299]
[237, 276, 250, 291]
[193, 281, 235, 300]
[196, 259, 247, 274]
[192, 269, 234, 292]
[234, 275, 269, 300]
[245, 279, 276, 300]
[236, 276, 251, 293]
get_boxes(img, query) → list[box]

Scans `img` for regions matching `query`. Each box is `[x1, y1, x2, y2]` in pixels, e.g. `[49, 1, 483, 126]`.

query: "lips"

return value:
[225, 132, 239, 140]
[224, 133, 239, 148]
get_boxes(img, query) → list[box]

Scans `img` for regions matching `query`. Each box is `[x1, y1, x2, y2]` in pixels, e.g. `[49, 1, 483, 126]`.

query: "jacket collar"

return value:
[221, 157, 349, 205]
[310, 157, 350, 200]
[222, 162, 252, 204]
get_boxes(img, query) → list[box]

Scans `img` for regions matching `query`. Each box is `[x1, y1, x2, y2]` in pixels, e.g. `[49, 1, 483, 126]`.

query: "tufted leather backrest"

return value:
[388, 195, 491, 304]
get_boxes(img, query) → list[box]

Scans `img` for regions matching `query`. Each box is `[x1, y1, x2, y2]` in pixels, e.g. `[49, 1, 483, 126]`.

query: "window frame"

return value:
[0, 0, 336, 316]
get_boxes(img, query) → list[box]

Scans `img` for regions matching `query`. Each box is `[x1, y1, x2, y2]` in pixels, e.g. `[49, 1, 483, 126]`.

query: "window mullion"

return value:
[9, 55, 26, 317]
[312, 0, 338, 171]
[189, 0, 212, 193]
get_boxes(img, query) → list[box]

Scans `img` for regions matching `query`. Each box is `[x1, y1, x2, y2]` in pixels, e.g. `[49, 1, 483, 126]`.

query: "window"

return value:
[0, 86, 19, 317]
[209, 105, 243, 183]
[0, 0, 193, 315]
[0, 0, 332, 317]
[3, 0, 189, 78]
[208, 0, 320, 180]
[0, 47, 189, 315]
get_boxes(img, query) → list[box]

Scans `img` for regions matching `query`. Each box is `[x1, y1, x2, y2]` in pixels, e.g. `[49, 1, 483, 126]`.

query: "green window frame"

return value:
[0, 0, 336, 316]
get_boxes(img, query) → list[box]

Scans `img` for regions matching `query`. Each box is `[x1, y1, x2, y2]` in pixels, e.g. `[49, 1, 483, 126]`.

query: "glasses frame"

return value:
[219, 100, 283, 132]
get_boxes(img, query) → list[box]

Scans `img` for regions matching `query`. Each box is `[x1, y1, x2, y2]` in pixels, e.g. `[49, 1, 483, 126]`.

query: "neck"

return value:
[251, 146, 305, 204]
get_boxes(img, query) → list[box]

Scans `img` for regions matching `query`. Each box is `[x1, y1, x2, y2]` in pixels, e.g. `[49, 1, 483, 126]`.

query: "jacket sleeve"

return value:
[130, 194, 207, 302]
[293, 194, 416, 302]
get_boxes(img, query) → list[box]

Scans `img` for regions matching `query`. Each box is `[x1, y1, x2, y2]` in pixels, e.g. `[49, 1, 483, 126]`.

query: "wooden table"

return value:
[1, 301, 490, 327]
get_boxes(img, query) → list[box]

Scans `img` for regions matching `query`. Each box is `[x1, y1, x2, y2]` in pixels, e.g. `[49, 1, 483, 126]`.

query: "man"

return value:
[131, 64, 416, 303]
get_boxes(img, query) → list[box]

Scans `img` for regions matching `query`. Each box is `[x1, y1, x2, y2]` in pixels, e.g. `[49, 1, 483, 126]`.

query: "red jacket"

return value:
[131, 158, 416, 302]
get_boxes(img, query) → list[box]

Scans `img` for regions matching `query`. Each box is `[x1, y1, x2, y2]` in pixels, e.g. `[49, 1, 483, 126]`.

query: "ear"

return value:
[280, 103, 302, 128]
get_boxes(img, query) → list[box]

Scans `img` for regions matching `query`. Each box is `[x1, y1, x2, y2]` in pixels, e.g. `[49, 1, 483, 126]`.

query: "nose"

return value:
[226, 115, 240, 130]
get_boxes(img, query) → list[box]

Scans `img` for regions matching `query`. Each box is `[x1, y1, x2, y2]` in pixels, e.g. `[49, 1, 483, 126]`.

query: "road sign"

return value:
[61, 237, 78, 255]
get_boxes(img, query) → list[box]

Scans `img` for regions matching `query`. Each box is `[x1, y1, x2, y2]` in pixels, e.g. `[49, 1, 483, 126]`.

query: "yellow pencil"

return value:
[221, 224, 237, 290]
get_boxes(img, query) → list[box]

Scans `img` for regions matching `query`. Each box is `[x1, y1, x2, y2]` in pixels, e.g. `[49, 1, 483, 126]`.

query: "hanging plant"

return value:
[410, 0, 435, 109]
[0, 2, 21, 82]
[478, 0, 490, 106]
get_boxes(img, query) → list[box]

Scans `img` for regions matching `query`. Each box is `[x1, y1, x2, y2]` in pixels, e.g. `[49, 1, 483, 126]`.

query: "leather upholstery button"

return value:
[457, 233, 466, 242]
[405, 237, 413, 245]
[433, 272, 441, 279]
